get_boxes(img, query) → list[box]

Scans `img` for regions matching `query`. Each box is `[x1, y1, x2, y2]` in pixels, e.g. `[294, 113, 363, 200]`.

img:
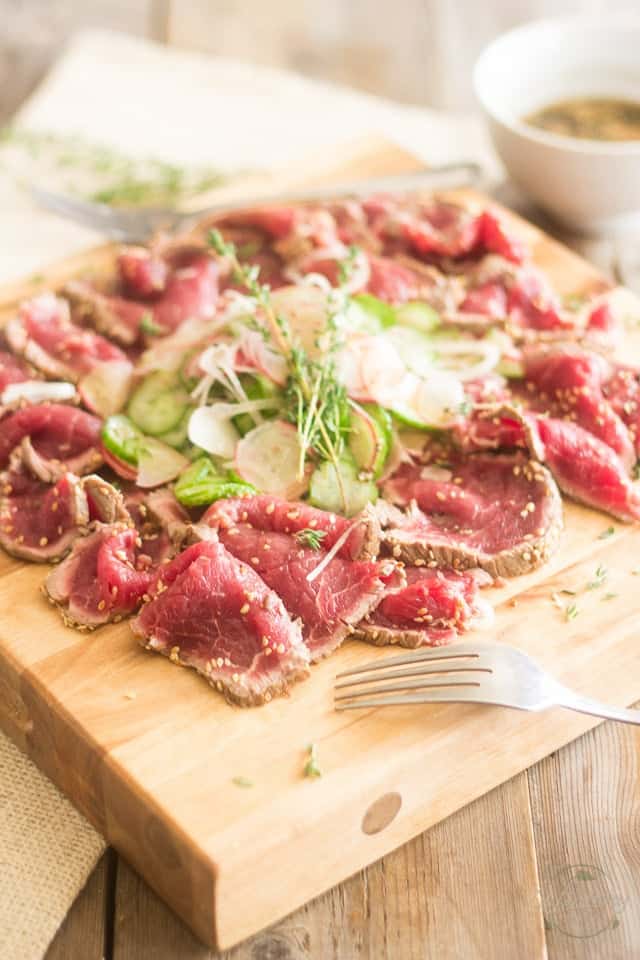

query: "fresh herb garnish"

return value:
[559, 588, 577, 596]
[0, 126, 231, 207]
[602, 592, 618, 602]
[232, 775, 254, 788]
[303, 742, 322, 778]
[295, 528, 328, 550]
[598, 526, 616, 540]
[565, 602, 579, 622]
[208, 229, 352, 510]
[586, 564, 608, 590]
[139, 313, 165, 337]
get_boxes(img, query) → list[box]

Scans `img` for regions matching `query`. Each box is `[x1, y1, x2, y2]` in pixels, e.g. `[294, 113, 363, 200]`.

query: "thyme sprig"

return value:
[295, 528, 328, 550]
[208, 229, 352, 508]
[303, 742, 322, 778]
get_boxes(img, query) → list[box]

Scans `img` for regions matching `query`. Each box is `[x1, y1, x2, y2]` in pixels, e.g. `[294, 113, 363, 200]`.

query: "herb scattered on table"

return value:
[232, 775, 254, 788]
[303, 742, 322, 779]
[0, 125, 235, 207]
[602, 592, 618, 602]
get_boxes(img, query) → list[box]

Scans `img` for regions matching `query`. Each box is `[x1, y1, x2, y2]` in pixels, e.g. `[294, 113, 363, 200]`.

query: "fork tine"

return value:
[335, 643, 485, 680]
[335, 689, 487, 711]
[335, 676, 482, 701]
[335, 662, 490, 690]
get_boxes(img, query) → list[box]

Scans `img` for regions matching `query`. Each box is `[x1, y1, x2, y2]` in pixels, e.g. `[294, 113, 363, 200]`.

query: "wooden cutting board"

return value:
[2, 138, 640, 951]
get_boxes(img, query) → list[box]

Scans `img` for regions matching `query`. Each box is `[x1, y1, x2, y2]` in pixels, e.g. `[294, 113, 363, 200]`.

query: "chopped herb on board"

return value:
[232, 775, 254, 788]
[597, 526, 616, 540]
[586, 564, 608, 590]
[565, 602, 579, 622]
[304, 742, 322, 778]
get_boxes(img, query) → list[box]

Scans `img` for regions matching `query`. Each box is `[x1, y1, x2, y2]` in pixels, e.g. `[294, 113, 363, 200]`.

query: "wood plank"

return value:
[529, 714, 640, 959]
[112, 773, 543, 959]
[44, 852, 110, 960]
[2, 140, 640, 950]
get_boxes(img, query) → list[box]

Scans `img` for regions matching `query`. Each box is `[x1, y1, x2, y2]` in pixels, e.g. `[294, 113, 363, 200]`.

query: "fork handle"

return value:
[554, 687, 640, 725]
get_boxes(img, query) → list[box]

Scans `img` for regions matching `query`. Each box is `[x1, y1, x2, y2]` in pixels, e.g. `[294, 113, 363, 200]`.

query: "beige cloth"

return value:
[0, 30, 493, 958]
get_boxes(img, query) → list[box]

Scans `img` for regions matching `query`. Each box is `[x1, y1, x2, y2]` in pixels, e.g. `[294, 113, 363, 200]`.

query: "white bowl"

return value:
[474, 16, 640, 234]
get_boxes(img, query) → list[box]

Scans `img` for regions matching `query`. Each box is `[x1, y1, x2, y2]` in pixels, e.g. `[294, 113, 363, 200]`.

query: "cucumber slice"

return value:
[348, 402, 392, 478]
[309, 457, 378, 517]
[101, 414, 143, 465]
[350, 293, 396, 331]
[233, 373, 281, 436]
[157, 407, 194, 449]
[383, 327, 435, 379]
[127, 371, 190, 436]
[395, 301, 440, 332]
[174, 456, 256, 507]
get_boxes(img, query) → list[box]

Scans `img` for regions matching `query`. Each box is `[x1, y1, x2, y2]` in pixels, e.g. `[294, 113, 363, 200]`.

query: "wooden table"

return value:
[36, 195, 640, 960]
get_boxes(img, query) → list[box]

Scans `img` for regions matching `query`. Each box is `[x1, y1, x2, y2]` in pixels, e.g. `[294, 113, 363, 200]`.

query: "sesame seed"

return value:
[39, 536, 48, 546]
[262, 636, 270, 647]
[240, 603, 250, 615]
[265, 503, 275, 514]
[264, 646, 272, 655]
[97, 600, 106, 611]
[251, 556, 260, 565]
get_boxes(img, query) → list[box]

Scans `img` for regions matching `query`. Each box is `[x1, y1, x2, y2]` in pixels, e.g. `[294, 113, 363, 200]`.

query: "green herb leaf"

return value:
[303, 742, 322, 779]
[598, 526, 616, 540]
[295, 528, 328, 550]
[565, 602, 579, 622]
[232, 775, 254, 788]
[559, 588, 577, 596]
[139, 312, 166, 337]
[602, 592, 618, 601]
[586, 564, 608, 590]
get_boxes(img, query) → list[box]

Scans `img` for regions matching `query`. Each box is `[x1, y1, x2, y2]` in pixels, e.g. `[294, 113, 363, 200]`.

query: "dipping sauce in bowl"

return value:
[524, 97, 640, 142]
[474, 15, 640, 232]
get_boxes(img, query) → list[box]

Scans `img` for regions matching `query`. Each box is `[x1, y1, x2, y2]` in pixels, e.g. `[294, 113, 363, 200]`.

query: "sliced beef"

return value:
[118, 246, 168, 298]
[202, 494, 379, 561]
[0, 449, 89, 561]
[44, 522, 153, 629]
[130, 540, 310, 705]
[381, 453, 563, 578]
[125, 487, 189, 566]
[6, 294, 128, 382]
[65, 280, 151, 347]
[398, 203, 524, 264]
[355, 566, 493, 648]
[526, 415, 640, 522]
[0, 403, 102, 473]
[603, 363, 640, 455]
[0, 348, 31, 393]
[522, 345, 635, 469]
[200, 520, 389, 659]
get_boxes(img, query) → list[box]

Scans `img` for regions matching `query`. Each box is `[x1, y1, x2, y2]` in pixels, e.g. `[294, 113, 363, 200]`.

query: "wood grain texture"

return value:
[2, 140, 640, 951]
[109, 773, 543, 960]
[45, 852, 109, 960]
[0, 0, 155, 124]
[530, 713, 640, 959]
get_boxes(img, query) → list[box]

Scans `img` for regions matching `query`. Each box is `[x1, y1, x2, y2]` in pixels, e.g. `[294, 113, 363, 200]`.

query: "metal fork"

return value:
[30, 161, 482, 243]
[335, 642, 640, 724]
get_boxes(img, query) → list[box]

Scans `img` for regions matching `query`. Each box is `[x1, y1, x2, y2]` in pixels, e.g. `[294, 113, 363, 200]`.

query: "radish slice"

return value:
[1, 380, 76, 406]
[432, 339, 501, 381]
[188, 399, 278, 460]
[234, 328, 288, 385]
[100, 445, 138, 482]
[79, 361, 134, 417]
[235, 420, 311, 498]
[136, 439, 189, 488]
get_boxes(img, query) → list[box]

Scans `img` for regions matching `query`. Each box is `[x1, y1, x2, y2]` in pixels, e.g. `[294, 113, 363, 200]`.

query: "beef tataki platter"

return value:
[2, 190, 639, 706]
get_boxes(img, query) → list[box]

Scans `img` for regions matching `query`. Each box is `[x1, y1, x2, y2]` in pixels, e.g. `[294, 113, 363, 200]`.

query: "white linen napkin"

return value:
[0, 29, 493, 957]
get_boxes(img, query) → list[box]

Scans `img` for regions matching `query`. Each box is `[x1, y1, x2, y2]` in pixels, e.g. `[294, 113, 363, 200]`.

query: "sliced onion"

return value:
[188, 399, 278, 460]
[432, 339, 501, 382]
[1, 380, 76, 406]
[394, 371, 465, 428]
[235, 420, 311, 498]
[234, 328, 288, 385]
[137, 439, 189, 488]
[78, 361, 134, 417]
[336, 334, 406, 404]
